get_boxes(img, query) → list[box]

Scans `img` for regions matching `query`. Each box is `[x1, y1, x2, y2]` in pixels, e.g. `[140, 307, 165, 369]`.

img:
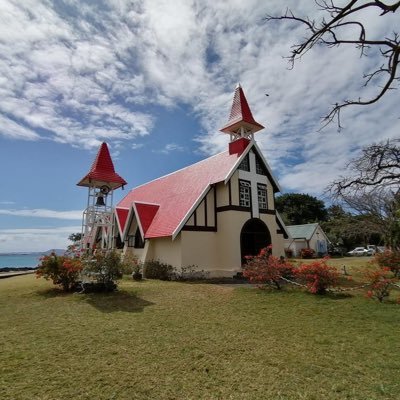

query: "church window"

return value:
[134, 227, 145, 248]
[258, 184, 267, 210]
[256, 156, 267, 175]
[115, 234, 124, 249]
[239, 180, 251, 208]
[127, 235, 135, 247]
[238, 155, 250, 172]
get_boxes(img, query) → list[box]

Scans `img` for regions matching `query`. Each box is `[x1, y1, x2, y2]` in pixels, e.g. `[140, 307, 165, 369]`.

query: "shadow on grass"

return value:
[36, 287, 154, 313]
[36, 287, 71, 298]
[81, 290, 154, 313]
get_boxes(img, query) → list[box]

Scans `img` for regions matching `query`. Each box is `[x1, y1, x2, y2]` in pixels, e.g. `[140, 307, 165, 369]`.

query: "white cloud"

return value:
[154, 143, 186, 154]
[0, 114, 41, 141]
[0, 0, 398, 192]
[0, 209, 82, 220]
[0, 226, 81, 253]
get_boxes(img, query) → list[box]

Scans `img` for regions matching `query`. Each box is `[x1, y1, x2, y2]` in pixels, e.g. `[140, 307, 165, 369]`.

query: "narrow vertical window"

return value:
[239, 180, 251, 208]
[258, 184, 267, 210]
[134, 227, 145, 248]
[238, 154, 250, 171]
[256, 156, 267, 175]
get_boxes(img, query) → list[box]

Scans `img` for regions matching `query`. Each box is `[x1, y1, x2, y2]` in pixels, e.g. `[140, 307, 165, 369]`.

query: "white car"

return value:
[347, 247, 369, 256]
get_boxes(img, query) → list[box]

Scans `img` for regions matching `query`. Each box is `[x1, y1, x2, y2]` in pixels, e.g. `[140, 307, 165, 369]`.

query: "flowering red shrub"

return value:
[374, 250, 400, 277]
[295, 257, 339, 294]
[284, 248, 293, 258]
[36, 253, 82, 291]
[365, 267, 397, 302]
[242, 245, 294, 290]
[300, 248, 315, 259]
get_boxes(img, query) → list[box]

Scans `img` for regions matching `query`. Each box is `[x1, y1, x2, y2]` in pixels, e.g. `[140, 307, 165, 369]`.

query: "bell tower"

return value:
[77, 142, 127, 251]
[220, 83, 264, 155]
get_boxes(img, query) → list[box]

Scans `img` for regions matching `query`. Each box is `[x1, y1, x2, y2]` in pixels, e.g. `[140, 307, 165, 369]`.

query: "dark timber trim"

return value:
[259, 209, 275, 215]
[216, 205, 251, 213]
[204, 195, 208, 227]
[228, 179, 232, 205]
[194, 209, 197, 226]
[214, 185, 218, 231]
[181, 226, 217, 232]
[275, 216, 289, 239]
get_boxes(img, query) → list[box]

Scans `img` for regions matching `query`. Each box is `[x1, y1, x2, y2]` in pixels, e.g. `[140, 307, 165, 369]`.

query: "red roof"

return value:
[77, 142, 127, 189]
[220, 85, 264, 134]
[115, 207, 129, 235]
[116, 150, 244, 239]
[134, 202, 160, 236]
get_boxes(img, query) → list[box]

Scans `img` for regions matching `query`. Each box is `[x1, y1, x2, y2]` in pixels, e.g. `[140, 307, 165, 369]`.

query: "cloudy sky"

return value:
[0, 0, 398, 252]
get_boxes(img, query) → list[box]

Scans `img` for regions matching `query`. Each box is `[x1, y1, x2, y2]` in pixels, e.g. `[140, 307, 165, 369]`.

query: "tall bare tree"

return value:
[329, 138, 400, 195]
[327, 139, 400, 248]
[266, 1, 400, 129]
[335, 188, 399, 248]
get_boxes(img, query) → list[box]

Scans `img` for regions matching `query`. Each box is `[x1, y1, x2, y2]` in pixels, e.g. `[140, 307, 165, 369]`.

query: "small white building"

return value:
[285, 223, 329, 257]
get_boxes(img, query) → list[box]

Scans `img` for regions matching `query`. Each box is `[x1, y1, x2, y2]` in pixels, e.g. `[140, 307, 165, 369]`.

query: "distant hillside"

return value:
[0, 249, 66, 256]
[42, 249, 66, 256]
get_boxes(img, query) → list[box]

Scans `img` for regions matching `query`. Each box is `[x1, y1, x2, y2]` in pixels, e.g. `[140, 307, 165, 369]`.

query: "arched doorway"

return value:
[240, 218, 271, 263]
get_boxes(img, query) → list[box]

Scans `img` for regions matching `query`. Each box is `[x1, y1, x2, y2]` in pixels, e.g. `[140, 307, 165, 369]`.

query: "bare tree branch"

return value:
[266, 0, 400, 129]
[327, 138, 400, 196]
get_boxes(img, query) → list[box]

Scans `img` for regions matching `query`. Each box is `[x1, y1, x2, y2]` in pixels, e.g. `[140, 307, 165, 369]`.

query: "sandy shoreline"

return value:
[0, 270, 36, 279]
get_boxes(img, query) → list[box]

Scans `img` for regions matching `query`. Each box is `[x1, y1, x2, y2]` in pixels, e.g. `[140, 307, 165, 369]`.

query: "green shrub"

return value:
[175, 265, 209, 281]
[82, 250, 123, 288]
[143, 260, 174, 280]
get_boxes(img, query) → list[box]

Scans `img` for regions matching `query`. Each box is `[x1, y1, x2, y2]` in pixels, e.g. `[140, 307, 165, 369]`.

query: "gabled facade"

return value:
[114, 85, 288, 277]
[285, 223, 330, 257]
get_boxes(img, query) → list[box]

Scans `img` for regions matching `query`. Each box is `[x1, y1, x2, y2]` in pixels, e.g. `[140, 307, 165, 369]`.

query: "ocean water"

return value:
[0, 254, 41, 269]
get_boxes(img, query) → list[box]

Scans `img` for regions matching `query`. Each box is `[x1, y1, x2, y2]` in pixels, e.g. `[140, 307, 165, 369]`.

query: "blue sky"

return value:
[0, 0, 398, 252]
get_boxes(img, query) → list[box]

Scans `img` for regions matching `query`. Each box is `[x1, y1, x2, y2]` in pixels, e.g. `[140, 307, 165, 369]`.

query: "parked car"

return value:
[347, 247, 369, 256]
[367, 245, 376, 256]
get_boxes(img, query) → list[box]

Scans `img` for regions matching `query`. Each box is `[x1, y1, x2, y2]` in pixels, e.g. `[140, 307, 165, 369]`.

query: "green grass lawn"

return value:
[1, 263, 400, 400]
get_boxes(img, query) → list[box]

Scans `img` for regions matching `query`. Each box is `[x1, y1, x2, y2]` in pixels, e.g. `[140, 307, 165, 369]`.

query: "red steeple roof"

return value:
[220, 84, 264, 134]
[77, 142, 127, 189]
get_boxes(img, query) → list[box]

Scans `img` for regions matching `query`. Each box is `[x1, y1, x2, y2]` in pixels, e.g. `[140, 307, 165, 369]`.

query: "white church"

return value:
[78, 85, 288, 277]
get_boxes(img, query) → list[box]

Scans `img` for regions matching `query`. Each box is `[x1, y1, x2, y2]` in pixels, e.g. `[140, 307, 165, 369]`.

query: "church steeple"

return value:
[221, 84, 264, 155]
[220, 84, 264, 140]
[77, 142, 127, 251]
[77, 142, 127, 190]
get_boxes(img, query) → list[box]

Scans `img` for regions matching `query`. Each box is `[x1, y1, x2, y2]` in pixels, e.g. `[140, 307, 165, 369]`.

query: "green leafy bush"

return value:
[82, 250, 123, 289]
[36, 253, 82, 291]
[143, 260, 174, 280]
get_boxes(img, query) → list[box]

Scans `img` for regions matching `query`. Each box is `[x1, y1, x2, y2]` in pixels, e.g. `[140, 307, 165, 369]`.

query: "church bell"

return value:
[95, 193, 106, 207]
